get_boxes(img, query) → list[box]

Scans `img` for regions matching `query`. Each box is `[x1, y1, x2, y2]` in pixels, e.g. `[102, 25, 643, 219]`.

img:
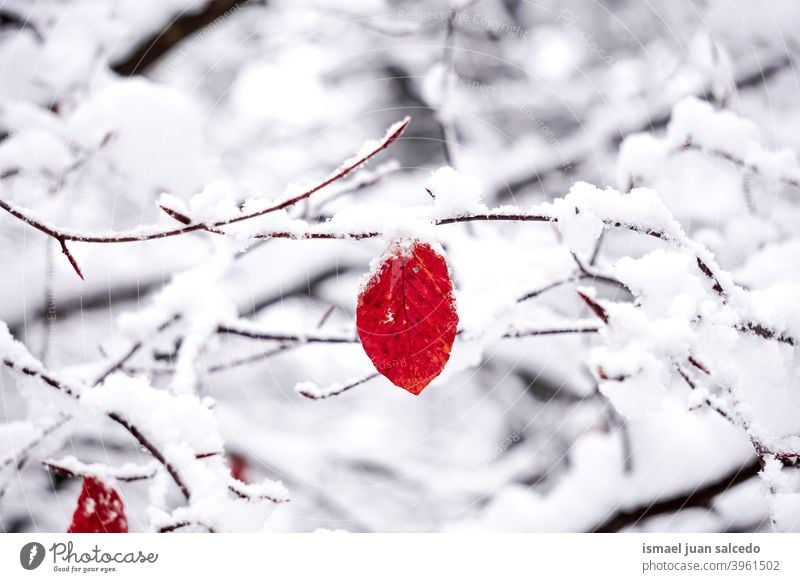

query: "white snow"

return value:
[0, 322, 42, 371]
[449, 403, 753, 532]
[426, 166, 487, 217]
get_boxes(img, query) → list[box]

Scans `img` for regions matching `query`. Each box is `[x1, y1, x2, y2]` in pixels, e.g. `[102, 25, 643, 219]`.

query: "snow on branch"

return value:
[296, 373, 380, 400]
[0, 324, 287, 531]
[42, 456, 159, 482]
[0, 117, 410, 278]
[217, 321, 359, 344]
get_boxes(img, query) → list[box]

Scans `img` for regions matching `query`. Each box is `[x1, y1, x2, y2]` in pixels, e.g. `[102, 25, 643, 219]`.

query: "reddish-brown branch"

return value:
[316, 305, 336, 329]
[688, 356, 710, 375]
[673, 364, 797, 464]
[517, 276, 577, 301]
[230, 119, 410, 226]
[42, 450, 222, 484]
[577, 291, 609, 324]
[1, 189, 726, 307]
[571, 252, 632, 294]
[596, 367, 629, 382]
[0, 415, 71, 471]
[0, 118, 410, 267]
[227, 480, 290, 504]
[696, 257, 725, 297]
[41, 459, 158, 482]
[105, 412, 191, 500]
[159, 204, 193, 225]
[8, 186, 793, 362]
[675, 141, 800, 190]
[94, 314, 181, 385]
[217, 324, 359, 343]
[514, 250, 622, 309]
[501, 326, 600, 339]
[297, 324, 604, 400]
[111, 0, 252, 76]
[500, 52, 793, 201]
[1, 357, 193, 501]
[131, 321, 605, 380]
[158, 521, 216, 533]
[297, 373, 380, 400]
[737, 322, 796, 347]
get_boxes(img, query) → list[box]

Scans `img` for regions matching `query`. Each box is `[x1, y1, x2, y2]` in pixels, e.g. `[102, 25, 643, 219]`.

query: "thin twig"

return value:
[0, 118, 410, 275]
[316, 305, 336, 329]
[106, 412, 191, 500]
[592, 459, 761, 532]
[0, 415, 71, 471]
[94, 314, 180, 385]
[41, 459, 159, 482]
[571, 252, 631, 293]
[2, 356, 193, 500]
[675, 141, 800, 190]
[227, 480, 289, 504]
[498, 52, 793, 201]
[217, 323, 358, 343]
[577, 291, 609, 324]
[737, 322, 795, 347]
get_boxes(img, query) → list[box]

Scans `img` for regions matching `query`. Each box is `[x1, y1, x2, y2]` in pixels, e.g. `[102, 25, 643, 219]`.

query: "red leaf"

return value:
[67, 477, 128, 533]
[357, 239, 459, 395]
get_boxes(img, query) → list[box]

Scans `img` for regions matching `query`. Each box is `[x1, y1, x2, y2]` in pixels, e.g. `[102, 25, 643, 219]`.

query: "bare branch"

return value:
[42, 458, 159, 482]
[106, 412, 191, 500]
[592, 459, 761, 532]
[675, 140, 800, 190]
[316, 305, 336, 329]
[517, 276, 577, 302]
[112, 0, 252, 76]
[310, 160, 401, 216]
[158, 521, 216, 533]
[123, 345, 290, 376]
[0, 117, 410, 261]
[218, 322, 358, 344]
[0, 415, 71, 471]
[1, 355, 194, 500]
[94, 314, 180, 385]
[58, 240, 84, 280]
[577, 291, 609, 324]
[297, 373, 380, 400]
[501, 325, 601, 339]
[498, 52, 793, 201]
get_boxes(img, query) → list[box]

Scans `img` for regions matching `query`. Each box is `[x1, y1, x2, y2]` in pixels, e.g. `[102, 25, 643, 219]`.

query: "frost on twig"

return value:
[4, 1, 800, 537]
